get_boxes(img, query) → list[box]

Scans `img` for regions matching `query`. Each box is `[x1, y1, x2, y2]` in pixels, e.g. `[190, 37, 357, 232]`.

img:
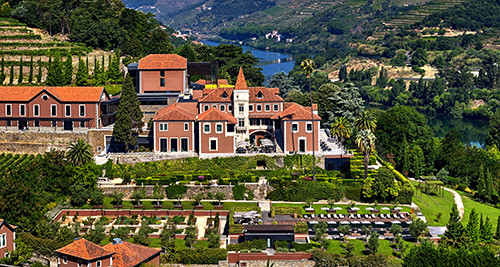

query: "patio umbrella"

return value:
[365, 207, 374, 211]
[333, 207, 342, 210]
[327, 221, 337, 225]
[361, 221, 371, 224]
[350, 207, 360, 211]
[394, 207, 403, 210]
[237, 141, 250, 147]
[351, 221, 361, 224]
[340, 221, 350, 225]
[391, 221, 401, 224]
[261, 139, 274, 147]
[309, 221, 319, 224]
[321, 207, 330, 211]
[375, 221, 385, 225]
[381, 207, 390, 210]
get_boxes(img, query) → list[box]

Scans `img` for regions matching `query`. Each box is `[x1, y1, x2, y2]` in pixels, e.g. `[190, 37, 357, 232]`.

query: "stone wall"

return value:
[99, 184, 237, 200]
[0, 131, 87, 154]
[113, 151, 197, 164]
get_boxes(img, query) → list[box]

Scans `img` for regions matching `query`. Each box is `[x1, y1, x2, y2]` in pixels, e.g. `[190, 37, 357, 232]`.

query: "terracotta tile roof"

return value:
[271, 103, 321, 121]
[56, 239, 114, 261]
[138, 54, 187, 70]
[153, 102, 197, 121]
[235, 67, 248, 90]
[0, 87, 105, 102]
[197, 107, 237, 124]
[103, 241, 160, 267]
[195, 79, 229, 86]
[268, 88, 280, 95]
[249, 87, 284, 102]
[199, 87, 233, 103]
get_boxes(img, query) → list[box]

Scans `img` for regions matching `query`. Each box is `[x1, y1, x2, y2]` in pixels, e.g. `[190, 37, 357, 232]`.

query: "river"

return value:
[202, 40, 489, 146]
[201, 41, 295, 81]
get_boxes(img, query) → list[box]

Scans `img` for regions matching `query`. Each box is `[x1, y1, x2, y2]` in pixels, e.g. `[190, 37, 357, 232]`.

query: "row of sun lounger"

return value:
[303, 213, 407, 220]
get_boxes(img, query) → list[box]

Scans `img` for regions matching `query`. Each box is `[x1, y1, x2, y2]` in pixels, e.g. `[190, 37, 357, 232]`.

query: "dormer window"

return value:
[256, 91, 263, 98]
[221, 91, 228, 99]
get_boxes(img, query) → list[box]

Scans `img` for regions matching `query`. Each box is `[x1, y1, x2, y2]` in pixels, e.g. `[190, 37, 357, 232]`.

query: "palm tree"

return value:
[354, 111, 377, 132]
[67, 139, 93, 166]
[301, 58, 317, 181]
[355, 130, 376, 179]
[330, 117, 352, 144]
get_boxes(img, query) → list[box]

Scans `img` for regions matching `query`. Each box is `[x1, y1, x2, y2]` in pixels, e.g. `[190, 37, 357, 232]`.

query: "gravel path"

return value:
[443, 187, 465, 220]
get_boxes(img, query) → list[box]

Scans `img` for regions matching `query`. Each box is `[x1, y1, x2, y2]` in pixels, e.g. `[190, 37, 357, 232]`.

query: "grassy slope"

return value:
[459, 192, 500, 230]
[326, 239, 414, 258]
[412, 189, 455, 226]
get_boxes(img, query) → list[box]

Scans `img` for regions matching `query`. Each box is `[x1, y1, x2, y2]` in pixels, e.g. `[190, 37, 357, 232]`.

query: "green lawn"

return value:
[80, 197, 257, 210]
[100, 236, 209, 249]
[412, 188, 455, 226]
[326, 239, 413, 258]
[272, 203, 411, 215]
[458, 192, 500, 230]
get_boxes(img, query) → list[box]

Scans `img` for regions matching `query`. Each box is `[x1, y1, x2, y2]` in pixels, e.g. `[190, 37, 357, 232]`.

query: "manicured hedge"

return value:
[227, 239, 266, 251]
[162, 248, 227, 264]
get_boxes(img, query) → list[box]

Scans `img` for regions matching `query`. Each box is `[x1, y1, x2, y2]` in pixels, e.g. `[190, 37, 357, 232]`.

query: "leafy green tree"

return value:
[339, 64, 348, 81]
[0, 2, 11, 17]
[313, 221, 327, 242]
[46, 54, 64, 86]
[390, 224, 402, 236]
[176, 43, 197, 62]
[496, 216, 500, 240]
[214, 191, 225, 206]
[75, 57, 89, 86]
[153, 184, 165, 206]
[108, 50, 122, 82]
[411, 48, 428, 67]
[444, 204, 464, 245]
[112, 74, 143, 151]
[67, 139, 93, 166]
[111, 226, 130, 241]
[330, 83, 364, 122]
[208, 232, 221, 249]
[368, 231, 380, 254]
[84, 222, 106, 245]
[268, 71, 298, 98]
[134, 220, 151, 246]
[89, 189, 104, 206]
[354, 111, 377, 132]
[465, 208, 480, 244]
[391, 52, 407, 67]
[480, 215, 494, 242]
[28, 56, 33, 84]
[69, 183, 88, 207]
[330, 116, 352, 144]
[409, 145, 424, 179]
[355, 130, 376, 179]
[338, 224, 351, 242]
[409, 218, 427, 240]
[218, 68, 232, 84]
[63, 56, 73, 85]
[9, 64, 14, 84]
[486, 110, 500, 149]
[36, 58, 42, 83]
[160, 220, 176, 248]
[17, 57, 23, 84]
[111, 192, 124, 205]
[376, 67, 389, 88]
[185, 226, 197, 248]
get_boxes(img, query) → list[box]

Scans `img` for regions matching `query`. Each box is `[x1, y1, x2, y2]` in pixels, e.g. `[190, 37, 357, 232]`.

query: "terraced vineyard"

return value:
[0, 153, 39, 175]
[372, 0, 467, 39]
[0, 18, 113, 85]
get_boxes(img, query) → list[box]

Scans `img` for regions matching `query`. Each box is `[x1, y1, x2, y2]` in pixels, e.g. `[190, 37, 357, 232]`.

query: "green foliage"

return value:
[46, 54, 64, 86]
[133, 221, 151, 246]
[465, 208, 480, 244]
[67, 139, 93, 166]
[227, 239, 267, 251]
[111, 226, 130, 241]
[162, 248, 227, 264]
[232, 184, 253, 200]
[165, 184, 187, 200]
[486, 110, 500, 148]
[267, 180, 344, 202]
[409, 218, 428, 239]
[112, 74, 142, 151]
[444, 204, 464, 244]
[367, 232, 379, 254]
[268, 71, 298, 98]
[17, 57, 23, 84]
[84, 222, 106, 245]
[63, 56, 73, 85]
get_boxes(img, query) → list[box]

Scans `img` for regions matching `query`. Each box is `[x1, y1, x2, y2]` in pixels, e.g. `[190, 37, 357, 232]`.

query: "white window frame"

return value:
[238, 104, 244, 113]
[265, 104, 270, 112]
[228, 104, 232, 111]
[79, 105, 86, 117]
[65, 104, 71, 117]
[209, 137, 218, 151]
[215, 123, 223, 133]
[77, 261, 82, 267]
[0, 233, 6, 248]
[184, 122, 189, 131]
[249, 104, 253, 111]
[273, 104, 279, 111]
[298, 137, 307, 152]
[159, 123, 168, 131]
[159, 138, 168, 152]
[306, 122, 313, 133]
[50, 104, 57, 117]
[256, 104, 262, 112]
[19, 104, 26, 117]
[62, 256, 68, 264]
[33, 104, 40, 117]
[170, 137, 178, 152]
[220, 105, 225, 112]
[238, 118, 245, 127]
[291, 122, 299, 133]
[180, 137, 189, 152]
[203, 123, 210, 133]
[5, 104, 12, 116]
[96, 260, 101, 267]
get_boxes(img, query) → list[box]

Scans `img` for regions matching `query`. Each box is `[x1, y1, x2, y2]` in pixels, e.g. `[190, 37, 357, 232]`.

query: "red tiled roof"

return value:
[197, 107, 237, 124]
[0, 87, 105, 102]
[0, 219, 14, 230]
[199, 87, 233, 103]
[195, 79, 229, 86]
[249, 87, 284, 102]
[271, 103, 321, 121]
[103, 241, 160, 267]
[235, 67, 248, 90]
[138, 54, 187, 70]
[56, 239, 114, 261]
[268, 88, 280, 95]
[153, 102, 197, 121]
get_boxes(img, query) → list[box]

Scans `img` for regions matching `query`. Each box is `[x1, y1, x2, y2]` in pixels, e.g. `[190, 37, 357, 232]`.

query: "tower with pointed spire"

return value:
[233, 67, 250, 141]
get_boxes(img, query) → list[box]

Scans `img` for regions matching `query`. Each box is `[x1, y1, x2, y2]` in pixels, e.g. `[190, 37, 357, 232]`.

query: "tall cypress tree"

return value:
[480, 215, 493, 241]
[46, 54, 64, 86]
[444, 204, 464, 245]
[28, 56, 33, 84]
[477, 164, 486, 200]
[17, 57, 23, 84]
[76, 57, 89, 86]
[63, 56, 73, 85]
[112, 74, 143, 151]
[36, 59, 43, 83]
[496, 216, 500, 240]
[0, 56, 5, 85]
[108, 51, 121, 82]
[9, 64, 14, 84]
[466, 208, 480, 244]
[486, 110, 500, 148]
[92, 56, 101, 85]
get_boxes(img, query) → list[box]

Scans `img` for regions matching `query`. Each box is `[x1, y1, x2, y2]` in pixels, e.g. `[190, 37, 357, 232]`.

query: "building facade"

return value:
[0, 87, 117, 131]
[0, 219, 17, 258]
[152, 67, 321, 155]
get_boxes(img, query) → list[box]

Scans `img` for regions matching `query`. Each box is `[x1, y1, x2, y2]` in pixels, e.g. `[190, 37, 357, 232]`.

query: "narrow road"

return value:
[443, 187, 465, 220]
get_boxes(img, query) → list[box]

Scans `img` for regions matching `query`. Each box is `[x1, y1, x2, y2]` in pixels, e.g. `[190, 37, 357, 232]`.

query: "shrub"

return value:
[165, 184, 187, 199]
[162, 248, 227, 264]
[294, 221, 308, 234]
[227, 239, 267, 251]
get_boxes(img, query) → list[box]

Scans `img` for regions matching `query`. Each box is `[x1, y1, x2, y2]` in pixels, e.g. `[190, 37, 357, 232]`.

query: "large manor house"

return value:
[0, 54, 349, 168]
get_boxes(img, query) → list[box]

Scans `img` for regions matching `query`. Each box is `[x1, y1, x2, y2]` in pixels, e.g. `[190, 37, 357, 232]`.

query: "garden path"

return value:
[443, 187, 464, 219]
[196, 216, 208, 239]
